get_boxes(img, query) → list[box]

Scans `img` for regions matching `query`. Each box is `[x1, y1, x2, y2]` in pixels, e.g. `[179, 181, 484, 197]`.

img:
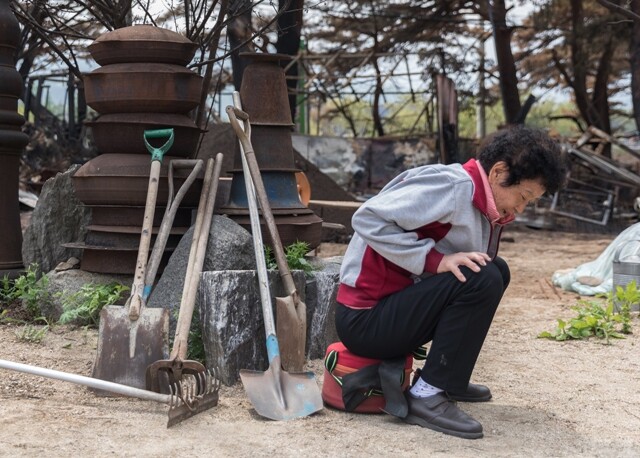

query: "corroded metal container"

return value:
[86, 113, 204, 157]
[88, 204, 194, 227]
[71, 154, 203, 206]
[74, 25, 205, 274]
[62, 242, 175, 275]
[231, 125, 295, 170]
[84, 63, 203, 114]
[88, 25, 198, 66]
[223, 52, 323, 249]
[238, 52, 294, 126]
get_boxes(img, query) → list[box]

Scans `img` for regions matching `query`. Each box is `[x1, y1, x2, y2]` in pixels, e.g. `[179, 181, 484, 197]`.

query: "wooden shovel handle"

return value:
[129, 159, 162, 320]
[226, 106, 297, 297]
[170, 154, 223, 360]
[144, 159, 204, 300]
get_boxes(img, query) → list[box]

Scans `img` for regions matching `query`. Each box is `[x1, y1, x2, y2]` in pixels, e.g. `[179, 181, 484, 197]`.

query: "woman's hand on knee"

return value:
[438, 252, 491, 282]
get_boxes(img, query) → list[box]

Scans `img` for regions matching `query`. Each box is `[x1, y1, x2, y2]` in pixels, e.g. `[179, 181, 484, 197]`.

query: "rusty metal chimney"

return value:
[0, 0, 29, 277]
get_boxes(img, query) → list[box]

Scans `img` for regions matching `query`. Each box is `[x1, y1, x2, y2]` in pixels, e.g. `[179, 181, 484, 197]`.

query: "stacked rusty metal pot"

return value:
[69, 25, 204, 274]
[0, 0, 29, 277]
[222, 53, 323, 249]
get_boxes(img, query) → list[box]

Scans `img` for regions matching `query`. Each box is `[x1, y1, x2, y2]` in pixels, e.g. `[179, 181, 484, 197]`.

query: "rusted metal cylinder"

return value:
[223, 52, 323, 249]
[85, 113, 203, 156]
[231, 125, 295, 171]
[87, 24, 198, 67]
[238, 52, 294, 126]
[71, 154, 203, 207]
[75, 26, 204, 274]
[84, 63, 203, 114]
[0, 0, 28, 276]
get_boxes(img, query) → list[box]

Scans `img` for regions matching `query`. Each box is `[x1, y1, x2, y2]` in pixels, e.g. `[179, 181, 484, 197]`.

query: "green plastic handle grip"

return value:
[144, 128, 175, 162]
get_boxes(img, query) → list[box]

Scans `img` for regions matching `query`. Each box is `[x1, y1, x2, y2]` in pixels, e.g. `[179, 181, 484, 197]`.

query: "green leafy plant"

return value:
[14, 317, 50, 344]
[1, 264, 51, 320]
[58, 282, 129, 327]
[538, 282, 637, 344]
[605, 281, 639, 334]
[264, 241, 314, 274]
[170, 308, 205, 363]
[187, 319, 206, 363]
[0, 275, 13, 303]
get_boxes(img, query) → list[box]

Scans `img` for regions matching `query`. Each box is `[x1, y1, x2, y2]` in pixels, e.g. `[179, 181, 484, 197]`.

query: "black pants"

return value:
[335, 256, 510, 393]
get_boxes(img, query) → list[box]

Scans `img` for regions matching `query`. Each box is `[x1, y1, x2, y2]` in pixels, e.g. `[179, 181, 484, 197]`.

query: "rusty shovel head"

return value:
[91, 305, 169, 392]
[239, 354, 323, 421]
[275, 295, 307, 373]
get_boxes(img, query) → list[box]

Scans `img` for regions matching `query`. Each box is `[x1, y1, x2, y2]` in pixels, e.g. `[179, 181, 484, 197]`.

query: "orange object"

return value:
[295, 172, 311, 206]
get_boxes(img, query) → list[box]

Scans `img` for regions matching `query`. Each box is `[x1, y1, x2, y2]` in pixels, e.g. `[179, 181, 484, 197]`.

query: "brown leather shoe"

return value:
[403, 392, 483, 439]
[447, 383, 492, 402]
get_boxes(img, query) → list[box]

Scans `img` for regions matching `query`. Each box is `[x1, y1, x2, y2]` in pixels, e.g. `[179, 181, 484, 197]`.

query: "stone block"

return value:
[198, 260, 344, 386]
[305, 260, 341, 359]
[199, 269, 306, 386]
[147, 215, 254, 334]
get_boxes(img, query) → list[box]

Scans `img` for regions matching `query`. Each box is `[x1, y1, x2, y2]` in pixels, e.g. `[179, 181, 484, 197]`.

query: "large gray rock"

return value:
[22, 165, 91, 274]
[44, 269, 131, 323]
[198, 269, 307, 386]
[147, 215, 255, 327]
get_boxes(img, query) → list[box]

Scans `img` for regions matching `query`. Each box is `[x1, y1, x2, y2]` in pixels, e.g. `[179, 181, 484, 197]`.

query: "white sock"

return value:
[409, 377, 444, 398]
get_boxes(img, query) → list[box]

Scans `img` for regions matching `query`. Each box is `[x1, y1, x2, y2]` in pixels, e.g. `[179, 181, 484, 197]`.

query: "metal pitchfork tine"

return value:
[167, 368, 221, 427]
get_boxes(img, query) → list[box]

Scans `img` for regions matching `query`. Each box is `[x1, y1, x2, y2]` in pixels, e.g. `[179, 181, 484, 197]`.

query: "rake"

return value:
[0, 358, 221, 428]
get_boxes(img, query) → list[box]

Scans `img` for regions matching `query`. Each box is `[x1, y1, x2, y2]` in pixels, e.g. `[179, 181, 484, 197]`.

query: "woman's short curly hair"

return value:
[477, 125, 568, 194]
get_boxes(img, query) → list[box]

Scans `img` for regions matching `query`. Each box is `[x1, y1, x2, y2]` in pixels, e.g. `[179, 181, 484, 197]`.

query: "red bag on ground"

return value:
[321, 341, 413, 414]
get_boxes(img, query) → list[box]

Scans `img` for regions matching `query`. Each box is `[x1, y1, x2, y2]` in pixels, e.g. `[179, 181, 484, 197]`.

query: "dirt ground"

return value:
[1, 226, 639, 457]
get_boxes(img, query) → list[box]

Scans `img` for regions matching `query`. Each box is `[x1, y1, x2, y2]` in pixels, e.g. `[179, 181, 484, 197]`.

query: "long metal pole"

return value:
[0, 358, 171, 404]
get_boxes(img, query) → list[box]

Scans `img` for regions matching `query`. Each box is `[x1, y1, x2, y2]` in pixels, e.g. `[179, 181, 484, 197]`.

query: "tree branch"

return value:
[595, 0, 640, 22]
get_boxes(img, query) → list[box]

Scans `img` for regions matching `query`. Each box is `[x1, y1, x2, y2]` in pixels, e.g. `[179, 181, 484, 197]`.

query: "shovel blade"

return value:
[92, 305, 169, 392]
[240, 355, 323, 421]
[275, 296, 306, 372]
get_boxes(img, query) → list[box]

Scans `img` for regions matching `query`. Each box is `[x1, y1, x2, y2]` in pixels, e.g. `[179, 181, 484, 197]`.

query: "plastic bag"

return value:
[551, 222, 640, 295]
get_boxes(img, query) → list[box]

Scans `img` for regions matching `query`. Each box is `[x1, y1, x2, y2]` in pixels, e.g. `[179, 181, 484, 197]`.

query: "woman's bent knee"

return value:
[492, 256, 511, 288]
[467, 261, 507, 302]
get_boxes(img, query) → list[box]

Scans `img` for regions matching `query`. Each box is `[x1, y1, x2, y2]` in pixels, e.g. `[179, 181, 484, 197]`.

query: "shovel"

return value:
[226, 98, 307, 373]
[0, 358, 220, 428]
[91, 129, 175, 390]
[228, 92, 322, 421]
[143, 158, 204, 302]
[146, 154, 224, 394]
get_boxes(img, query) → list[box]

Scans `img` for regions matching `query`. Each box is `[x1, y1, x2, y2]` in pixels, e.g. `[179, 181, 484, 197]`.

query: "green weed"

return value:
[538, 281, 638, 344]
[14, 317, 50, 344]
[170, 307, 205, 364]
[1, 264, 51, 320]
[58, 282, 129, 327]
[605, 281, 639, 334]
[265, 241, 314, 274]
